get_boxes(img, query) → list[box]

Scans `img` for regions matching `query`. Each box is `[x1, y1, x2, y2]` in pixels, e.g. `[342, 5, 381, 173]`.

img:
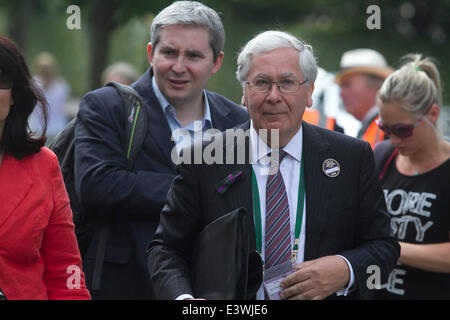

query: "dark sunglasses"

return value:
[375, 117, 423, 138]
[0, 69, 13, 89]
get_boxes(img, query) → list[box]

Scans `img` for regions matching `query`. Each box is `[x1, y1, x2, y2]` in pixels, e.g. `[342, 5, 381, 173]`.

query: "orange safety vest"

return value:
[361, 116, 386, 149]
[302, 109, 336, 131]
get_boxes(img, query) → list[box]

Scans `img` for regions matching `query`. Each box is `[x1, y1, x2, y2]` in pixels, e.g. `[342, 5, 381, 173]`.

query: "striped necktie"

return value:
[265, 150, 291, 269]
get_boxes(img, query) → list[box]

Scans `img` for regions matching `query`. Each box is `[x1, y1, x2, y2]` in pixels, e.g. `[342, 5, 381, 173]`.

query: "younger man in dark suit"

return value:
[74, 1, 249, 299]
[148, 30, 399, 300]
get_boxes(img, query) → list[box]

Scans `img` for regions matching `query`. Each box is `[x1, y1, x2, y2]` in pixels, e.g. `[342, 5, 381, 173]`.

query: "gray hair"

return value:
[236, 30, 318, 86]
[150, 1, 225, 61]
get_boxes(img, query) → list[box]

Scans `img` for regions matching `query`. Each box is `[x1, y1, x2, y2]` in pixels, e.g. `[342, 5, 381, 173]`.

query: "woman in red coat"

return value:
[0, 35, 90, 300]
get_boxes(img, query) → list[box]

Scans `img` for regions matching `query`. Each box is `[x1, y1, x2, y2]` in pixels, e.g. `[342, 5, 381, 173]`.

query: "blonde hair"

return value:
[378, 54, 442, 113]
[378, 54, 445, 139]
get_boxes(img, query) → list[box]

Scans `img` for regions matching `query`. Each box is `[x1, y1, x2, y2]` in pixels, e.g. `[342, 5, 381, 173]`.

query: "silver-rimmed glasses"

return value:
[245, 77, 308, 94]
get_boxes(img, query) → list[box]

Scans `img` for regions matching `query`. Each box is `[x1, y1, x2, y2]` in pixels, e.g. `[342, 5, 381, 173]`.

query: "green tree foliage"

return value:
[1, 0, 449, 105]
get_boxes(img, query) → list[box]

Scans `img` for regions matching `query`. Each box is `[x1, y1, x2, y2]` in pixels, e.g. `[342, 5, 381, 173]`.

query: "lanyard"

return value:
[251, 153, 305, 264]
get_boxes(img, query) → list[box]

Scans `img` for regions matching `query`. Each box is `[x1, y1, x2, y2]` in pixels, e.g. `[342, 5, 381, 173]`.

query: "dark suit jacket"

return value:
[148, 120, 400, 300]
[74, 68, 249, 299]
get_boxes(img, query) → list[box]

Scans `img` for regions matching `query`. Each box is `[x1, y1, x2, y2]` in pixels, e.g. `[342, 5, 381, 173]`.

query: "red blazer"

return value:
[0, 147, 90, 300]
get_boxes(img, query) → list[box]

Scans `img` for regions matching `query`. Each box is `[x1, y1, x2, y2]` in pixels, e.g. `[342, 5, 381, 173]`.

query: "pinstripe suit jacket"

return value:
[148, 120, 399, 300]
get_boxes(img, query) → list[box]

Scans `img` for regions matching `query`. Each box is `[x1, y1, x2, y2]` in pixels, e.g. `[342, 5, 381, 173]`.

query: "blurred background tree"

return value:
[1, 0, 449, 110]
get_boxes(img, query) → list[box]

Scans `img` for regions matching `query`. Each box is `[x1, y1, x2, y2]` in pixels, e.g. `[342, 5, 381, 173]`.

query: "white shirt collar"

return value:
[249, 120, 303, 165]
[151, 76, 212, 128]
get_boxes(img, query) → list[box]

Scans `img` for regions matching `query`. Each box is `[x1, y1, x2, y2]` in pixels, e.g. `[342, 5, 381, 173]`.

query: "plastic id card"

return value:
[263, 260, 295, 300]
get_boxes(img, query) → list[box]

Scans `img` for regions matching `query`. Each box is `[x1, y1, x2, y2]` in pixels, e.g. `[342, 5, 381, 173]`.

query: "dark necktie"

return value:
[265, 150, 291, 269]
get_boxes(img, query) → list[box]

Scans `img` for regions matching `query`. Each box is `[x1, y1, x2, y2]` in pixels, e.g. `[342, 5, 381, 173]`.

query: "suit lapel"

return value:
[302, 122, 332, 261]
[218, 121, 255, 251]
[212, 121, 262, 297]
[207, 91, 232, 131]
[231, 162, 254, 250]
[0, 155, 33, 230]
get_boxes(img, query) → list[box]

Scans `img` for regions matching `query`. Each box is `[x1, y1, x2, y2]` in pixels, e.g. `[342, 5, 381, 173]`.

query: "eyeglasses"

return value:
[245, 77, 308, 94]
[375, 117, 423, 138]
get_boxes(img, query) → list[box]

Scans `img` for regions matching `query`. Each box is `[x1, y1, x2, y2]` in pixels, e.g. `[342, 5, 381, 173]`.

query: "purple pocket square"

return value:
[215, 170, 244, 194]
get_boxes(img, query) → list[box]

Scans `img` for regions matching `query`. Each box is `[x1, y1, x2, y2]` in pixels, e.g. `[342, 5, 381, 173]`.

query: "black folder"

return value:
[190, 207, 262, 299]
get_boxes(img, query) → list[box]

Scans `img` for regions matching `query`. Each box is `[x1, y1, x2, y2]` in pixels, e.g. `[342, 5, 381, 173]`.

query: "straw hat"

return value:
[335, 48, 394, 85]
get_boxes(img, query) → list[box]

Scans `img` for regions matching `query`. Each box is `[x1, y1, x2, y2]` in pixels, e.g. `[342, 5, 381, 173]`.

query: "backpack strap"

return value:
[91, 82, 147, 293]
[107, 81, 147, 170]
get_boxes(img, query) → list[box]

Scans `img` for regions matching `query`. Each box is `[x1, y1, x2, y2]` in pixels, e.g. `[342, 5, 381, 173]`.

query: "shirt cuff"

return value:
[175, 294, 195, 300]
[335, 255, 355, 296]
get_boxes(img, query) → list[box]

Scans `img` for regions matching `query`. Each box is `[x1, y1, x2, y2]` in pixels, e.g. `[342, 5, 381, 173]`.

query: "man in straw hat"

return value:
[335, 48, 393, 148]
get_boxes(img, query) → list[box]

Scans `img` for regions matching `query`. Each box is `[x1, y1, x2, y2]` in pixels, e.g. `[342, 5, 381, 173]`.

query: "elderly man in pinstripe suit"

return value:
[148, 30, 399, 300]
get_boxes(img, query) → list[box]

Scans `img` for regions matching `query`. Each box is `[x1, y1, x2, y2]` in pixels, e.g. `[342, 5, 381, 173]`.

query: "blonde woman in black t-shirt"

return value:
[374, 54, 450, 299]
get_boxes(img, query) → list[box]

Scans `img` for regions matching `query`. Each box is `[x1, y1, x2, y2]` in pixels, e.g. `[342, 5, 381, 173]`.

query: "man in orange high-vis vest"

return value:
[360, 115, 385, 149]
[335, 48, 393, 148]
[303, 109, 344, 133]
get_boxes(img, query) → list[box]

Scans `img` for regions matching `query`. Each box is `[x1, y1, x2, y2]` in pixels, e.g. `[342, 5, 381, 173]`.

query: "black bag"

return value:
[190, 208, 263, 299]
[49, 81, 147, 260]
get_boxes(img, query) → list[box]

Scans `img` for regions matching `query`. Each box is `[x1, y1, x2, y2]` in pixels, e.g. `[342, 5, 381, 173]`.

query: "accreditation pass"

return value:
[263, 260, 295, 300]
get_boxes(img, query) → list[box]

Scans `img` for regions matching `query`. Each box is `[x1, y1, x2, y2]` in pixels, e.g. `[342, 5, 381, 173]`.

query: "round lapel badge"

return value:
[322, 158, 340, 178]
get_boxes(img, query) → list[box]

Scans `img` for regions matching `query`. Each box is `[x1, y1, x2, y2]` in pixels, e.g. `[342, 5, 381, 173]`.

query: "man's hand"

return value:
[279, 255, 350, 300]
